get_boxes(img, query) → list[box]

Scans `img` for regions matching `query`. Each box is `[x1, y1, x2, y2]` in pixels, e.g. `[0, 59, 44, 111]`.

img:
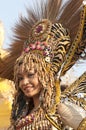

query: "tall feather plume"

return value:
[59, 0, 83, 41]
[0, 0, 84, 80]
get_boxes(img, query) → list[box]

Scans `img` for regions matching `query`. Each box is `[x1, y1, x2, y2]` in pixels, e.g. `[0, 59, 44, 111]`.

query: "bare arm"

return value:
[57, 102, 86, 129]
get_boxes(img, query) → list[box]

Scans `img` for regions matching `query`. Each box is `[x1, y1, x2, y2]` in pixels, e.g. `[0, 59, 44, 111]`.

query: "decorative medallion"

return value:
[30, 19, 52, 42]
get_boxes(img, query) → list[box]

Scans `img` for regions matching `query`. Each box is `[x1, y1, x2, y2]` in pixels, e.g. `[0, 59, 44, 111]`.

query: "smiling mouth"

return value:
[23, 86, 33, 92]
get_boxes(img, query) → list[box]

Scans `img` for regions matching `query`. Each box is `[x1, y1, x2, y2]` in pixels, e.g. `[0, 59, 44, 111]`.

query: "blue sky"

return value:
[0, 0, 66, 48]
[0, 0, 30, 48]
[0, 0, 86, 77]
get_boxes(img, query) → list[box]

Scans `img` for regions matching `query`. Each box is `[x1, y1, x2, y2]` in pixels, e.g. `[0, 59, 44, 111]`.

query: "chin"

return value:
[25, 91, 39, 97]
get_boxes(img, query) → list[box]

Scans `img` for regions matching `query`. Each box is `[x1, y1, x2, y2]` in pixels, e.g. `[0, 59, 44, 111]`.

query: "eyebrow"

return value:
[17, 71, 35, 76]
[26, 69, 37, 73]
[17, 73, 23, 76]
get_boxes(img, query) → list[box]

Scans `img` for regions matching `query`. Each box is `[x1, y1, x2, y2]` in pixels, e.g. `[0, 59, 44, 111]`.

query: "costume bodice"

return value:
[15, 107, 63, 130]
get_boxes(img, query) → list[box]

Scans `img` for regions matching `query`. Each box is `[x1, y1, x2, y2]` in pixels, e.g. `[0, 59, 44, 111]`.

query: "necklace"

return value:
[16, 105, 41, 129]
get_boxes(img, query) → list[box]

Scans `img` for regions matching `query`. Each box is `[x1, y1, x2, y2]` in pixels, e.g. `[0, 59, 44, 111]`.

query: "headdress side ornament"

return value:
[60, 2, 86, 76]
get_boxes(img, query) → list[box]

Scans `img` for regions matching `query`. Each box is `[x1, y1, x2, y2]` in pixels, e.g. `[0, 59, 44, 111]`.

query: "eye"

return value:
[27, 73, 34, 78]
[18, 76, 24, 81]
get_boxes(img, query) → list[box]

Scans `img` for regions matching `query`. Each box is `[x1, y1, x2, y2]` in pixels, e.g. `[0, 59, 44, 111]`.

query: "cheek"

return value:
[18, 81, 22, 89]
[33, 78, 39, 86]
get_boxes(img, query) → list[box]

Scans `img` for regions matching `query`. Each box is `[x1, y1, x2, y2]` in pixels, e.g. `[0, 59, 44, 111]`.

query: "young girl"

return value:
[0, 0, 86, 129]
[10, 50, 86, 130]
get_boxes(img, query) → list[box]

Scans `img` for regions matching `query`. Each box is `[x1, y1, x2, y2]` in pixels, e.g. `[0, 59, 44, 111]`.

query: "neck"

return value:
[33, 94, 40, 109]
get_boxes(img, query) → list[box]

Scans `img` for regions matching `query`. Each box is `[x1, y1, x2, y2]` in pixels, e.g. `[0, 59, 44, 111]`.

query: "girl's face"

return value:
[18, 66, 41, 98]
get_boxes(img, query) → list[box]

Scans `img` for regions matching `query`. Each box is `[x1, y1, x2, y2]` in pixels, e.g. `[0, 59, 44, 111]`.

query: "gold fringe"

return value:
[45, 114, 61, 130]
[55, 80, 61, 104]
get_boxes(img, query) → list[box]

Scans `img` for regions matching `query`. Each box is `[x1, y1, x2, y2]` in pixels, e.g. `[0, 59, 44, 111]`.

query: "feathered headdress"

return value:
[0, 0, 86, 81]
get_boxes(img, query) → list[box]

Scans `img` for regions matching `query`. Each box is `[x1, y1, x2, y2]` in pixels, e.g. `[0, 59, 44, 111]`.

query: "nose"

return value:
[23, 77, 29, 85]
